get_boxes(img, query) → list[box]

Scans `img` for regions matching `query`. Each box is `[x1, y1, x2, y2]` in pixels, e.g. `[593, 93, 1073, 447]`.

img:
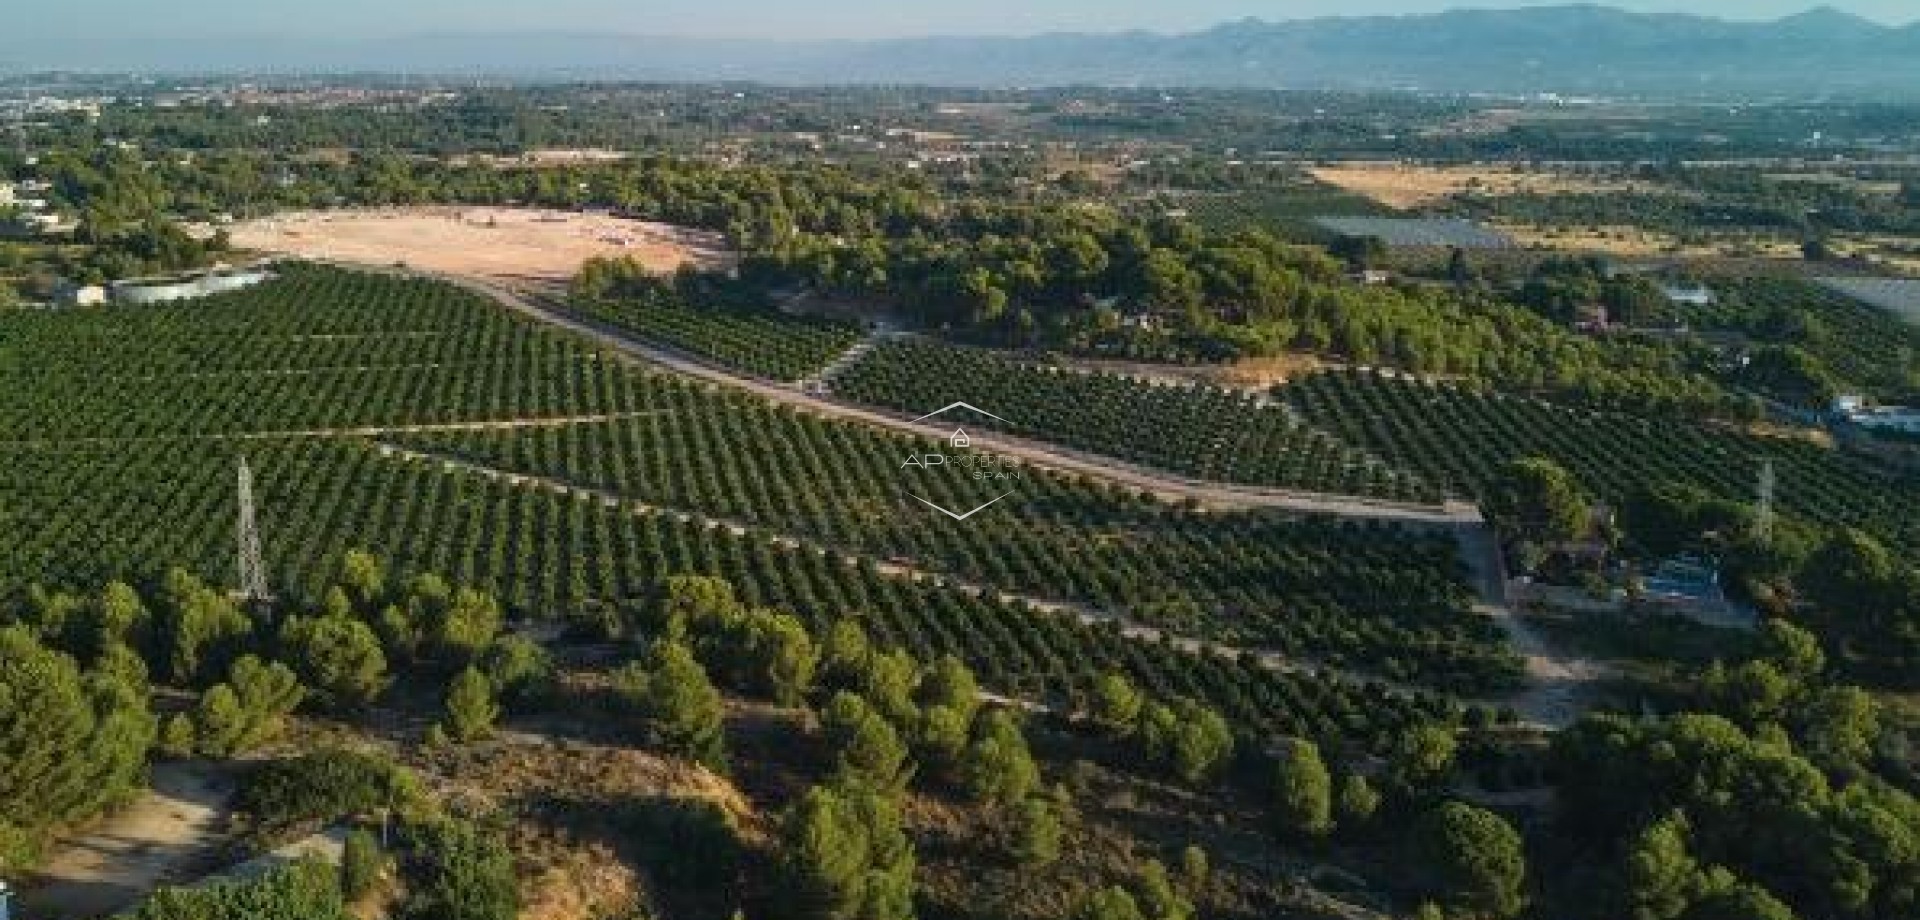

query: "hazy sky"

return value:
[17, 1, 1918, 42]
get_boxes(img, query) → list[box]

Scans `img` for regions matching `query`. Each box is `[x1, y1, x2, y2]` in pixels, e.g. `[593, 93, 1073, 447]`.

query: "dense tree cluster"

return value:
[1547, 621, 1918, 920]
[1687, 277, 1920, 406]
[0, 626, 154, 871]
[119, 861, 349, 920]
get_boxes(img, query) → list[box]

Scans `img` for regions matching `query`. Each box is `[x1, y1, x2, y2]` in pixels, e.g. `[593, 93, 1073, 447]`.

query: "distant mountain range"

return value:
[15, 5, 1920, 98]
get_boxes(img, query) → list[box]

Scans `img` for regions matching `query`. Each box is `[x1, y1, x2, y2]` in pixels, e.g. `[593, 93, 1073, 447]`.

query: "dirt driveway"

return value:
[20, 762, 237, 919]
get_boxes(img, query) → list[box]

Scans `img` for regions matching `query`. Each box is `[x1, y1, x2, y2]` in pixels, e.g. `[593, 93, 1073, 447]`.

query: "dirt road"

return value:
[21, 762, 236, 919]
[433, 272, 1481, 527]
[380, 440, 1452, 708]
[404, 266, 1593, 727]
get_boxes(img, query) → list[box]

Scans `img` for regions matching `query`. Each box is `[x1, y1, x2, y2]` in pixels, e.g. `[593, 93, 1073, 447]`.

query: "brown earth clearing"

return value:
[1310, 163, 1654, 210]
[228, 207, 732, 287]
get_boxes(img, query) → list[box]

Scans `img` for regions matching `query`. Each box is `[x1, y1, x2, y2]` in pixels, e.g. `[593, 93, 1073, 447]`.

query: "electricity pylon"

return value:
[236, 458, 273, 606]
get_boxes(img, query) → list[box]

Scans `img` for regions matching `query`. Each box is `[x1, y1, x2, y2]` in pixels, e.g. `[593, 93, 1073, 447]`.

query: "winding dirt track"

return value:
[340, 263, 1593, 728]
[412, 268, 1597, 729]
[435, 271, 1483, 525]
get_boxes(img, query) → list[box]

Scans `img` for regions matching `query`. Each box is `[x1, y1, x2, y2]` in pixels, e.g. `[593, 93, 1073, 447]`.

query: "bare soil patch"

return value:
[20, 761, 237, 920]
[1311, 163, 1650, 210]
[229, 207, 732, 287]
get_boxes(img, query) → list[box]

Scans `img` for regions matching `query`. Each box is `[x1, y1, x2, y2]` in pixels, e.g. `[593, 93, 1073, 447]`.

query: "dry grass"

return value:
[229, 207, 732, 288]
[1215, 353, 1330, 388]
[1310, 163, 1648, 210]
[427, 738, 767, 920]
[1495, 222, 1803, 260]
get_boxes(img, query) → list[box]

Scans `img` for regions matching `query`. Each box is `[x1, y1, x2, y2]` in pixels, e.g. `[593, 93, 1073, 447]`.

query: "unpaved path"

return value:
[0, 411, 663, 448]
[376, 264, 1593, 726]
[1455, 524, 1599, 728]
[378, 441, 1445, 705]
[430, 271, 1481, 527]
[21, 762, 236, 919]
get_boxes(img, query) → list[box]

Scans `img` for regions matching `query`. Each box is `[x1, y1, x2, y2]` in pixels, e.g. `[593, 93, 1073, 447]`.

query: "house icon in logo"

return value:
[950, 428, 971, 449]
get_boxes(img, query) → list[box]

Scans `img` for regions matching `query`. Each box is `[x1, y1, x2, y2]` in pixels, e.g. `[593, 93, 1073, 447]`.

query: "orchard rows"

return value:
[0, 266, 639, 439]
[398, 405, 1518, 692]
[831, 341, 1439, 502]
[0, 264, 1487, 751]
[1692, 276, 1920, 402]
[1280, 369, 1920, 552]
[570, 295, 867, 381]
[0, 436, 1461, 751]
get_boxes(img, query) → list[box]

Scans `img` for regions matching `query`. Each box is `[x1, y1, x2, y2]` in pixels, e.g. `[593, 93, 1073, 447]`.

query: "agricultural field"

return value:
[1311, 217, 1516, 250]
[1170, 184, 1391, 238]
[1692, 276, 1920, 402]
[831, 340, 1441, 504]
[568, 295, 868, 381]
[0, 265, 635, 439]
[397, 411, 1517, 692]
[0, 264, 1477, 747]
[1308, 163, 1651, 211]
[1279, 369, 1920, 553]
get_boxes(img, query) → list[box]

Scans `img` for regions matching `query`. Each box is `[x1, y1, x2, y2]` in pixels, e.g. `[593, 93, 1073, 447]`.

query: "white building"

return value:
[53, 280, 109, 306]
[110, 266, 274, 305]
[1660, 283, 1715, 307]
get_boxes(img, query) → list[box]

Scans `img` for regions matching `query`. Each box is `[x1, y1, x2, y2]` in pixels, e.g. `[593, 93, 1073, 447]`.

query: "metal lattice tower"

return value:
[1754, 459, 1776, 547]
[236, 458, 273, 606]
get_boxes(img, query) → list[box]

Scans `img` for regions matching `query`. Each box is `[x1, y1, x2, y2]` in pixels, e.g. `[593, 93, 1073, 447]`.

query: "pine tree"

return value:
[1012, 797, 1064, 866]
[823, 693, 912, 791]
[620, 641, 728, 771]
[442, 667, 499, 744]
[1336, 773, 1381, 829]
[1416, 801, 1528, 920]
[280, 613, 388, 711]
[961, 710, 1040, 808]
[434, 588, 503, 664]
[1091, 672, 1144, 737]
[1272, 737, 1334, 839]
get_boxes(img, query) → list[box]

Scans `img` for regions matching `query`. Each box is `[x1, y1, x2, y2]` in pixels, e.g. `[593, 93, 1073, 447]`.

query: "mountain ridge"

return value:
[9, 5, 1920, 97]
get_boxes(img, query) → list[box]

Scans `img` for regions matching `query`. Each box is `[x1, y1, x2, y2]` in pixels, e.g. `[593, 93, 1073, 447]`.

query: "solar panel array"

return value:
[1815, 276, 1920, 327]
[1313, 217, 1517, 250]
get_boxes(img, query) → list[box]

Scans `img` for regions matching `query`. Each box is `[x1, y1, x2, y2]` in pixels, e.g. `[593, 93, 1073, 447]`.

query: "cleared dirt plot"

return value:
[1310, 162, 1646, 210]
[1817, 276, 1920, 327]
[229, 207, 732, 287]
